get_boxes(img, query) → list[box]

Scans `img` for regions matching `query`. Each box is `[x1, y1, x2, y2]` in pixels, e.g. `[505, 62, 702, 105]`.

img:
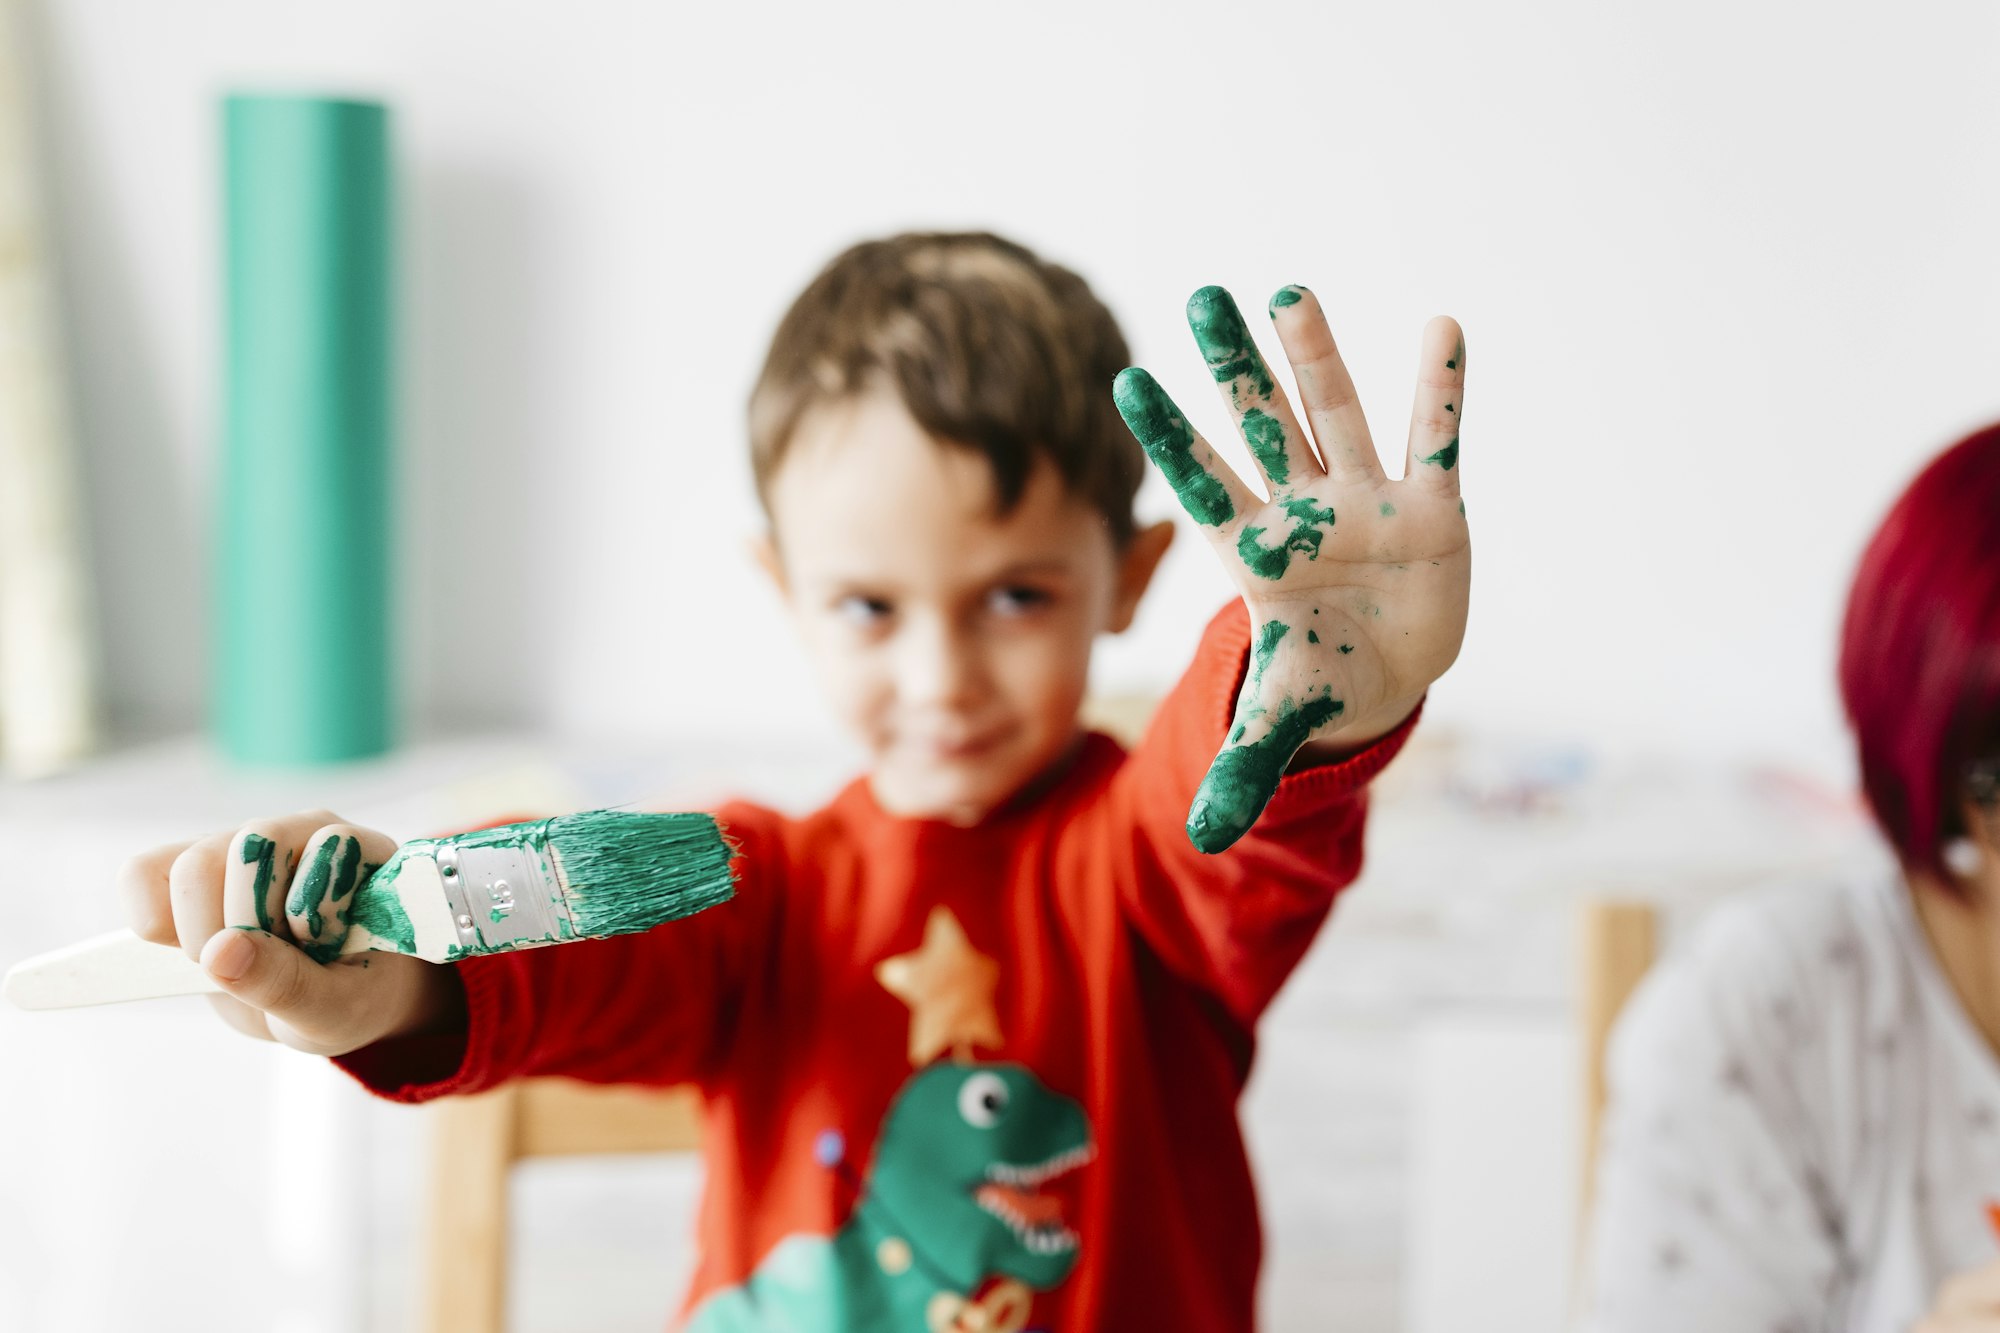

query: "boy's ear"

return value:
[749, 533, 789, 598]
[1108, 520, 1174, 634]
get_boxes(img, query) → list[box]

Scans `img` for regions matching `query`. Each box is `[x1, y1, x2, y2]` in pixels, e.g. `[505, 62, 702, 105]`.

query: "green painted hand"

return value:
[1115, 285, 1470, 852]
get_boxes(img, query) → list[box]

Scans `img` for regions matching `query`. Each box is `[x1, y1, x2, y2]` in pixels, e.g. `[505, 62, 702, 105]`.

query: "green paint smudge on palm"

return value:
[1236, 495, 1335, 579]
[1307, 629, 1320, 644]
[1241, 409, 1290, 484]
[1379, 501, 1396, 517]
[1422, 438, 1459, 470]
[1268, 285, 1306, 313]
[1188, 688, 1345, 853]
[1339, 643, 1353, 654]
[1114, 368, 1233, 526]
[1250, 619, 1289, 686]
[241, 834, 277, 931]
[1187, 286, 1275, 398]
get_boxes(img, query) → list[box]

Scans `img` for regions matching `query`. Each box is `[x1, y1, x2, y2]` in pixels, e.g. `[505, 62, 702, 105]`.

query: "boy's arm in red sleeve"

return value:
[332, 801, 783, 1102]
[1106, 601, 1419, 1023]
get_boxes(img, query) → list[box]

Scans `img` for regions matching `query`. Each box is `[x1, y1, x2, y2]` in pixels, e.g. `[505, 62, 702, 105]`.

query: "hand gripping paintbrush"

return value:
[2, 809, 737, 1010]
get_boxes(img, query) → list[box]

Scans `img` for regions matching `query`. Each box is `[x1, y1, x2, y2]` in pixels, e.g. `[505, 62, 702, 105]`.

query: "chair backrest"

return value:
[423, 1079, 702, 1333]
[1575, 899, 1657, 1228]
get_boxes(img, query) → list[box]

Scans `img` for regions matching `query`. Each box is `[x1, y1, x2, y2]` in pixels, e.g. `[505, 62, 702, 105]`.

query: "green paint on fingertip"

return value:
[291, 836, 339, 937]
[331, 836, 363, 901]
[1114, 367, 1234, 526]
[1446, 337, 1463, 371]
[1422, 438, 1460, 470]
[241, 833, 277, 931]
[1186, 689, 1346, 853]
[1240, 408, 1290, 484]
[1268, 284, 1307, 314]
[1187, 286, 1275, 397]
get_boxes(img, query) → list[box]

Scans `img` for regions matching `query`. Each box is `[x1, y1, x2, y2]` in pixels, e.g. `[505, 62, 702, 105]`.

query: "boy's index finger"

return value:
[1268, 286, 1384, 486]
[1186, 286, 1321, 493]
[1113, 367, 1253, 529]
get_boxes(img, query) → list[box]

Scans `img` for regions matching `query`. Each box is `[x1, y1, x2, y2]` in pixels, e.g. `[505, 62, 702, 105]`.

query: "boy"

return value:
[123, 232, 1470, 1328]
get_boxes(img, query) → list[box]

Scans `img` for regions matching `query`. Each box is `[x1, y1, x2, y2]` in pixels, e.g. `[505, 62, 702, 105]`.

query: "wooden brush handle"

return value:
[4, 930, 222, 1010]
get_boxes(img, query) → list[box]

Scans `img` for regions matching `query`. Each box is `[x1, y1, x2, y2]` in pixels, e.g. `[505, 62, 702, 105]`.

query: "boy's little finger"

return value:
[1405, 317, 1466, 491]
[167, 835, 234, 963]
[119, 838, 196, 947]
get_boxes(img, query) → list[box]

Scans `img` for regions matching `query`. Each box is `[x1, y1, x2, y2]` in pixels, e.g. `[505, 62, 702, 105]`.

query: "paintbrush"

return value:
[2, 809, 737, 1011]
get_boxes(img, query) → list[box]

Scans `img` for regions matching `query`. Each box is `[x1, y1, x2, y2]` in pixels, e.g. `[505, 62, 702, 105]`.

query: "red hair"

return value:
[1840, 423, 2000, 892]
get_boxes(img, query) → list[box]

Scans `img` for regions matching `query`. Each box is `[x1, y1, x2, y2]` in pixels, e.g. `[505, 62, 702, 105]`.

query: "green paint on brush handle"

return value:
[1114, 368, 1234, 526]
[1187, 286, 1274, 397]
[217, 95, 396, 765]
[345, 880, 417, 957]
[1188, 690, 1345, 853]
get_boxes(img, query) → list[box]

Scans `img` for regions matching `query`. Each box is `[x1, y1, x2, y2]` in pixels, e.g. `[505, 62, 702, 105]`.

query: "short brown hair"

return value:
[748, 231, 1144, 544]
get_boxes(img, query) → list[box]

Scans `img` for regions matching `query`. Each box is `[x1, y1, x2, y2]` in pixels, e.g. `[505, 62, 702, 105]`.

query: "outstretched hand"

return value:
[1114, 285, 1470, 853]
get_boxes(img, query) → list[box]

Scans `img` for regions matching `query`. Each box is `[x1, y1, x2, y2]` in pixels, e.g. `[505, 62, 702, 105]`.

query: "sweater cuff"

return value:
[330, 954, 514, 1103]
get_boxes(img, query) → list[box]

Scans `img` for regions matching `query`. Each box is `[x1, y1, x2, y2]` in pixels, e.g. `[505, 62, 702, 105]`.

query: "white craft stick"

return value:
[3, 930, 220, 1010]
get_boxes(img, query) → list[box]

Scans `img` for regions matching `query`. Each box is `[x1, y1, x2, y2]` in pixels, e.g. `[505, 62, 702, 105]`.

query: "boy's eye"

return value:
[834, 594, 893, 627]
[987, 586, 1051, 616]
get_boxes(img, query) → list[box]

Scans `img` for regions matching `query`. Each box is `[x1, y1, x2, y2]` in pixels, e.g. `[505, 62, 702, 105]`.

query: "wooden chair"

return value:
[1575, 899, 1658, 1229]
[423, 1079, 704, 1333]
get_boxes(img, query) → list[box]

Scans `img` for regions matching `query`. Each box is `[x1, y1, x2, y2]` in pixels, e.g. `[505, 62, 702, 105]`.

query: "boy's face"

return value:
[761, 389, 1169, 825]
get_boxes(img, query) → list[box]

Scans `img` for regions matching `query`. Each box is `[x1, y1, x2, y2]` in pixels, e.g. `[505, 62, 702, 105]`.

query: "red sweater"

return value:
[338, 603, 1414, 1329]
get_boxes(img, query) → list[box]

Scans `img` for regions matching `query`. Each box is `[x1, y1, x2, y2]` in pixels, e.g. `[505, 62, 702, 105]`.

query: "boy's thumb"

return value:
[200, 928, 335, 1026]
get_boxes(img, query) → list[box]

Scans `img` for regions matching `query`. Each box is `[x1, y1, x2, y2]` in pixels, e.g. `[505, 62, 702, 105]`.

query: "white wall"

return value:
[28, 0, 2000, 768]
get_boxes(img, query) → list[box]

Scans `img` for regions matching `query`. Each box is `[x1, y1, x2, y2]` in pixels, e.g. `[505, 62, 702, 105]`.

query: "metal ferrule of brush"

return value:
[435, 839, 577, 953]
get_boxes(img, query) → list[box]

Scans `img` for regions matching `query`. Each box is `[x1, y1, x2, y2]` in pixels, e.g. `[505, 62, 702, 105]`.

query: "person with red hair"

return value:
[1584, 425, 2000, 1332]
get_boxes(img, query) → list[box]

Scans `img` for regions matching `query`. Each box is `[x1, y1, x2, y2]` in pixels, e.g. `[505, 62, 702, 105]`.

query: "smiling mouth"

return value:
[913, 730, 1011, 761]
[972, 1142, 1094, 1256]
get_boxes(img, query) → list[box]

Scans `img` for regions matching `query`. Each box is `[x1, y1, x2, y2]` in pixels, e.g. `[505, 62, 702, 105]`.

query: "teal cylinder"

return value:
[216, 94, 395, 764]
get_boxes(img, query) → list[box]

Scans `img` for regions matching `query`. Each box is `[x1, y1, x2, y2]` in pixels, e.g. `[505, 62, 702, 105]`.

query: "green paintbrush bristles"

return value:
[543, 809, 737, 936]
[352, 808, 739, 961]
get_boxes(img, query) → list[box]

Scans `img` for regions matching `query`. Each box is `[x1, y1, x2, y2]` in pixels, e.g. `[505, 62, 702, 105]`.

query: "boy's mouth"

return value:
[972, 1142, 1093, 1255]
[910, 726, 1012, 761]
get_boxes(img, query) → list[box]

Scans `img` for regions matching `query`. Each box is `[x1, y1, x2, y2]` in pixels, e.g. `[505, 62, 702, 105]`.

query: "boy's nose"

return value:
[896, 617, 985, 712]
